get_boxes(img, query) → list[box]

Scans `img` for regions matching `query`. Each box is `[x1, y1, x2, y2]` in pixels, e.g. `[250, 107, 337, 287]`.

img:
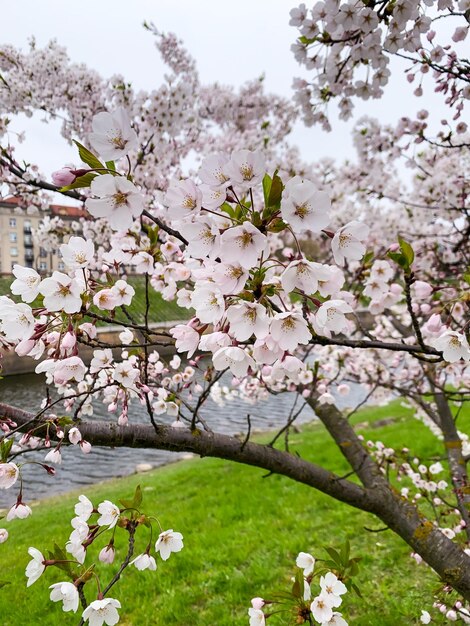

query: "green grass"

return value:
[0, 400, 468, 625]
[0, 276, 189, 325]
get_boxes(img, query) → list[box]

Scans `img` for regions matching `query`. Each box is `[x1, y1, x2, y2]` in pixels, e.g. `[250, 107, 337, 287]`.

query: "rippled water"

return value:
[0, 371, 365, 508]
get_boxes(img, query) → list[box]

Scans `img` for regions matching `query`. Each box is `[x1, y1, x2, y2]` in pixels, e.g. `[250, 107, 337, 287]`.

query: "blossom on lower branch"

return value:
[82, 598, 121, 626]
[248, 547, 356, 625]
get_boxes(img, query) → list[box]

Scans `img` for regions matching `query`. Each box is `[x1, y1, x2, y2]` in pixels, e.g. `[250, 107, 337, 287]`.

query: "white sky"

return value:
[2, 0, 451, 183]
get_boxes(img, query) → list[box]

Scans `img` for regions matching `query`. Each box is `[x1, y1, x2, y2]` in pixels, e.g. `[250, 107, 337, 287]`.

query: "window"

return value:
[10, 247, 18, 257]
[9, 218, 16, 228]
[39, 247, 47, 258]
[24, 234, 33, 246]
[58, 261, 65, 271]
[9, 232, 17, 242]
[39, 261, 47, 271]
[24, 220, 31, 233]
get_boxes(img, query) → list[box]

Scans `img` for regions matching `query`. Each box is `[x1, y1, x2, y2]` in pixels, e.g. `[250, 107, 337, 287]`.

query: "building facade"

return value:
[0, 198, 86, 276]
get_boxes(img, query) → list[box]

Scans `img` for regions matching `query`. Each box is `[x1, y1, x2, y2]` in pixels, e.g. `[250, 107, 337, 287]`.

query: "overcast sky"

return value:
[2, 0, 451, 183]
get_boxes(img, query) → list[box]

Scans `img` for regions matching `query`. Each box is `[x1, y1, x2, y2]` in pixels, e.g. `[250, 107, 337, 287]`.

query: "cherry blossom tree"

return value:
[1, 5, 470, 624]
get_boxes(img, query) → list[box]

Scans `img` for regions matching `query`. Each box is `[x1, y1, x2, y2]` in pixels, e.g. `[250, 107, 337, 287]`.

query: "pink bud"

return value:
[51, 167, 77, 187]
[452, 26, 468, 42]
[62, 332, 77, 350]
[388, 243, 400, 252]
[80, 440, 92, 454]
[99, 545, 115, 564]
[15, 338, 36, 357]
[68, 427, 82, 445]
[251, 598, 265, 610]
[414, 280, 432, 299]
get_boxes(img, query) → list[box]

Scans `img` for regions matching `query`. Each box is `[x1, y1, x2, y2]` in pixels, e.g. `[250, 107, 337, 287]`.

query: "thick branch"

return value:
[0, 402, 373, 512]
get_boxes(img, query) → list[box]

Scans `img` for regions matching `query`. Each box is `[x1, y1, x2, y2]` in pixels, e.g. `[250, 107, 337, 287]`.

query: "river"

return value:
[0, 372, 365, 508]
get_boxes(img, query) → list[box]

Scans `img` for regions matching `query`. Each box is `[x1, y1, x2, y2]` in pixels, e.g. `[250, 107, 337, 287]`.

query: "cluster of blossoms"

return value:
[23, 488, 183, 624]
[248, 546, 360, 625]
[1, 106, 470, 516]
[365, 438, 470, 622]
[289, 0, 470, 131]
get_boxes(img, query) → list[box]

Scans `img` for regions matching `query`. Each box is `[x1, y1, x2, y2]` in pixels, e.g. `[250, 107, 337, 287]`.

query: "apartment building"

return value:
[0, 198, 87, 276]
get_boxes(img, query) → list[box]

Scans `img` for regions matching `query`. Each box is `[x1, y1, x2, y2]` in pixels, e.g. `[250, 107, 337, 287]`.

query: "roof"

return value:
[0, 197, 88, 219]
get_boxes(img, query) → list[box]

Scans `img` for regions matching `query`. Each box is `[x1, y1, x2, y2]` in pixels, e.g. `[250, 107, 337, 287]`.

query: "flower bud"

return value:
[99, 545, 115, 564]
[52, 167, 77, 187]
[68, 427, 82, 445]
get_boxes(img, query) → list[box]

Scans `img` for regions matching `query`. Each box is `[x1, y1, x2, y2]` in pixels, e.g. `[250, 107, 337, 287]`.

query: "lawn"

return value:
[0, 400, 467, 625]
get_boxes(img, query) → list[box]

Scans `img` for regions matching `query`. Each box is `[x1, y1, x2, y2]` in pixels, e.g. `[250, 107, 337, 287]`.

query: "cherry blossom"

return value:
[7, 502, 32, 521]
[281, 179, 330, 234]
[281, 259, 319, 294]
[89, 107, 138, 161]
[25, 547, 46, 587]
[49, 582, 80, 613]
[224, 149, 266, 186]
[81, 598, 121, 626]
[0, 298, 35, 341]
[430, 331, 470, 363]
[60, 237, 95, 270]
[39, 271, 84, 314]
[219, 222, 267, 269]
[165, 179, 202, 220]
[331, 221, 369, 266]
[310, 594, 334, 624]
[248, 608, 266, 626]
[270, 312, 311, 351]
[226, 302, 270, 341]
[131, 553, 157, 571]
[213, 346, 256, 377]
[74, 495, 93, 521]
[86, 174, 144, 231]
[296, 551, 315, 576]
[10, 265, 41, 303]
[315, 300, 353, 334]
[97, 500, 120, 529]
[155, 529, 184, 561]
[0, 462, 19, 489]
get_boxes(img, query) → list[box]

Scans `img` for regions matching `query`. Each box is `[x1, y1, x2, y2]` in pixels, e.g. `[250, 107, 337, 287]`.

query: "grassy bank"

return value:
[0, 400, 467, 625]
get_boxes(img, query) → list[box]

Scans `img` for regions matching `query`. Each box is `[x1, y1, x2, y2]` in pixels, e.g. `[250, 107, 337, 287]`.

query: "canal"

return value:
[0, 372, 363, 507]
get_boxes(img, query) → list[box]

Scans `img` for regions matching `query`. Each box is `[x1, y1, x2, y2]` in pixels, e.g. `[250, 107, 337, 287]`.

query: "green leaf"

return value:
[120, 485, 143, 511]
[132, 484, 143, 509]
[267, 173, 283, 209]
[291, 569, 303, 599]
[106, 160, 116, 172]
[267, 218, 288, 233]
[262, 173, 272, 208]
[340, 539, 350, 565]
[387, 251, 408, 270]
[60, 171, 97, 192]
[298, 35, 316, 44]
[324, 547, 342, 566]
[350, 582, 363, 598]
[0, 439, 14, 462]
[398, 236, 414, 267]
[73, 140, 105, 170]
